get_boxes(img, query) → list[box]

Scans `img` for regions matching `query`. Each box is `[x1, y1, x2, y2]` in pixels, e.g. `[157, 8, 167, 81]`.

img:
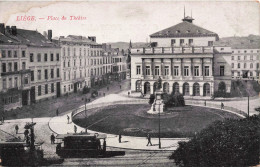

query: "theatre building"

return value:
[130, 16, 232, 97]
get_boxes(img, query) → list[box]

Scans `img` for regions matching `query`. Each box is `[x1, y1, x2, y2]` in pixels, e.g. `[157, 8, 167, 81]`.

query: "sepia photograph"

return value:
[0, 0, 259, 166]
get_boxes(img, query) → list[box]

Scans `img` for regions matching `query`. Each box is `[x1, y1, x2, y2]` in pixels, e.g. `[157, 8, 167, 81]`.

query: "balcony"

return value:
[131, 46, 214, 55]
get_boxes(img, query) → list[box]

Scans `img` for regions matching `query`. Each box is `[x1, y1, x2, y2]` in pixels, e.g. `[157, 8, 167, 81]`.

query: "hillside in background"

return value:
[214, 35, 260, 49]
[108, 42, 147, 51]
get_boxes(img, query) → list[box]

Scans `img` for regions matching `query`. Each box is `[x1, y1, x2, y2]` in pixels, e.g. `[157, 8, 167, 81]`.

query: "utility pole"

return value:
[248, 95, 249, 118]
[85, 97, 87, 118]
[158, 102, 161, 149]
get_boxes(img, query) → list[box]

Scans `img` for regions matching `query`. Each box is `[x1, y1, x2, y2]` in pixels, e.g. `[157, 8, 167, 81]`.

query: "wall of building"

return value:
[150, 36, 216, 47]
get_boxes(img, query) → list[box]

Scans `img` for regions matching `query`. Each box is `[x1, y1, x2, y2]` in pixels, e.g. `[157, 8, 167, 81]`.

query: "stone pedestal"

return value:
[147, 90, 164, 114]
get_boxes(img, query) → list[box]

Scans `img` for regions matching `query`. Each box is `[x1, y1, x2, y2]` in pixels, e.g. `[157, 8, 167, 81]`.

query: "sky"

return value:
[0, 1, 259, 43]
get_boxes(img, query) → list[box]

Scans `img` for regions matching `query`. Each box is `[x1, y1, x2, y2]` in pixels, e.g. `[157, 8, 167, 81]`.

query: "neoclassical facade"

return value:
[130, 16, 232, 97]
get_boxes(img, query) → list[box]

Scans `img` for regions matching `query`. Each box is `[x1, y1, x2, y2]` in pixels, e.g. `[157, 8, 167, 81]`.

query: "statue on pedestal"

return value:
[157, 76, 162, 91]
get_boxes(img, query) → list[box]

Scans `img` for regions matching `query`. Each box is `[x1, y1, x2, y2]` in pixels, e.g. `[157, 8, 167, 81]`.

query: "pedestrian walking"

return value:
[204, 100, 206, 106]
[74, 125, 77, 133]
[128, 91, 130, 97]
[119, 133, 122, 143]
[221, 102, 224, 110]
[67, 115, 70, 124]
[50, 133, 55, 144]
[146, 133, 152, 146]
[15, 125, 19, 134]
[107, 86, 109, 91]
[120, 84, 121, 89]
[56, 108, 59, 116]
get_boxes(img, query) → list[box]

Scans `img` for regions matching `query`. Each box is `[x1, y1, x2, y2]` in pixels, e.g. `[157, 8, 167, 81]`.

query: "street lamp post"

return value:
[158, 101, 161, 149]
[84, 96, 87, 117]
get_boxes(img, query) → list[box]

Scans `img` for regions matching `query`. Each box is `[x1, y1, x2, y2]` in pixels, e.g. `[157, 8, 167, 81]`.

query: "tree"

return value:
[170, 115, 260, 167]
[163, 92, 185, 108]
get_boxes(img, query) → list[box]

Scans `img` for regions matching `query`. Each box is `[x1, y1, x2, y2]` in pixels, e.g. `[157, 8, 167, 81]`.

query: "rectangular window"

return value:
[22, 62, 26, 70]
[204, 66, 209, 76]
[14, 62, 18, 71]
[68, 71, 70, 80]
[51, 53, 54, 61]
[14, 51, 17, 58]
[22, 50, 26, 57]
[238, 71, 240, 76]
[9, 78, 12, 88]
[232, 71, 234, 76]
[8, 50, 12, 58]
[45, 84, 48, 94]
[184, 66, 189, 76]
[56, 53, 59, 61]
[80, 70, 82, 78]
[38, 85, 41, 96]
[64, 72, 66, 80]
[171, 39, 176, 46]
[220, 66, 225, 76]
[2, 63, 6, 72]
[64, 86, 66, 93]
[31, 70, 34, 81]
[188, 39, 193, 45]
[231, 56, 234, 60]
[44, 53, 48, 62]
[37, 53, 41, 62]
[30, 53, 34, 62]
[63, 61, 65, 67]
[8, 63, 12, 72]
[164, 66, 169, 75]
[180, 39, 184, 45]
[244, 56, 247, 60]
[74, 71, 76, 79]
[51, 69, 54, 78]
[37, 70, 41, 80]
[51, 83, 54, 93]
[14, 77, 18, 87]
[174, 66, 179, 76]
[1, 50, 6, 58]
[232, 63, 234, 68]
[238, 56, 240, 60]
[155, 66, 160, 75]
[57, 68, 60, 78]
[2, 78, 6, 89]
[208, 41, 213, 46]
[45, 69, 48, 80]
[145, 66, 150, 75]
[244, 63, 247, 68]
[194, 66, 199, 76]
[250, 55, 253, 60]
[238, 63, 240, 68]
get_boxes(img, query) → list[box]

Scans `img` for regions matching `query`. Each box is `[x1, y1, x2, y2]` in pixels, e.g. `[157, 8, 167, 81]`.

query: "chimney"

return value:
[88, 36, 96, 42]
[11, 26, 17, 36]
[6, 26, 11, 34]
[0, 23, 5, 34]
[48, 30, 52, 41]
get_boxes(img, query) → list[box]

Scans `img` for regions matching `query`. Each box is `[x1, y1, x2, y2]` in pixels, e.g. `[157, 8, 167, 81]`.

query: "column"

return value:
[161, 58, 164, 77]
[151, 58, 154, 79]
[169, 83, 173, 93]
[201, 58, 204, 78]
[180, 58, 183, 79]
[200, 84, 204, 96]
[142, 58, 145, 77]
[170, 59, 173, 79]
[150, 83, 154, 94]
[211, 82, 214, 96]
[179, 83, 183, 94]
[189, 84, 193, 96]
[190, 58, 193, 77]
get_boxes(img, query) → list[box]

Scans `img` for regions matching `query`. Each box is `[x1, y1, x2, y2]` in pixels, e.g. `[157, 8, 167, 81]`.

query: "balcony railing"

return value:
[131, 46, 214, 55]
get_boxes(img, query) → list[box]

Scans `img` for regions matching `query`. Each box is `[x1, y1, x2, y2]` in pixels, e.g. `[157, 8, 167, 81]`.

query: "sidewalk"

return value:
[48, 114, 189, 151]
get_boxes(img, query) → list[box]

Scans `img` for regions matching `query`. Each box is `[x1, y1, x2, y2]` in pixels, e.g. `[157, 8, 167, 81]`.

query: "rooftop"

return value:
[150, 17, 219, 40]
[0, 27, 59, 48]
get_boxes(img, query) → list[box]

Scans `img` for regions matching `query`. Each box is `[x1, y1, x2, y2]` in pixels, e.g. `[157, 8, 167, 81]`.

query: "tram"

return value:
[56, 133, 107, 158]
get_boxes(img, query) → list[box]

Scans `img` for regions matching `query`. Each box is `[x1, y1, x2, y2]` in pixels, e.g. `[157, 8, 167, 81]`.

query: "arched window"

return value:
[203, 83, 210, 96]
[183, 83, 189, 96]
[136, 80, 141, 92]
[193, 83, 200, 96]
[163, 82, 169, 93]
[172, 82, 179, 95]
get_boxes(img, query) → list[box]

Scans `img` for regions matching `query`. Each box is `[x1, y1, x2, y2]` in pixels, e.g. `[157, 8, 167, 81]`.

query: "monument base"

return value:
[147, 91, 164, 114]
